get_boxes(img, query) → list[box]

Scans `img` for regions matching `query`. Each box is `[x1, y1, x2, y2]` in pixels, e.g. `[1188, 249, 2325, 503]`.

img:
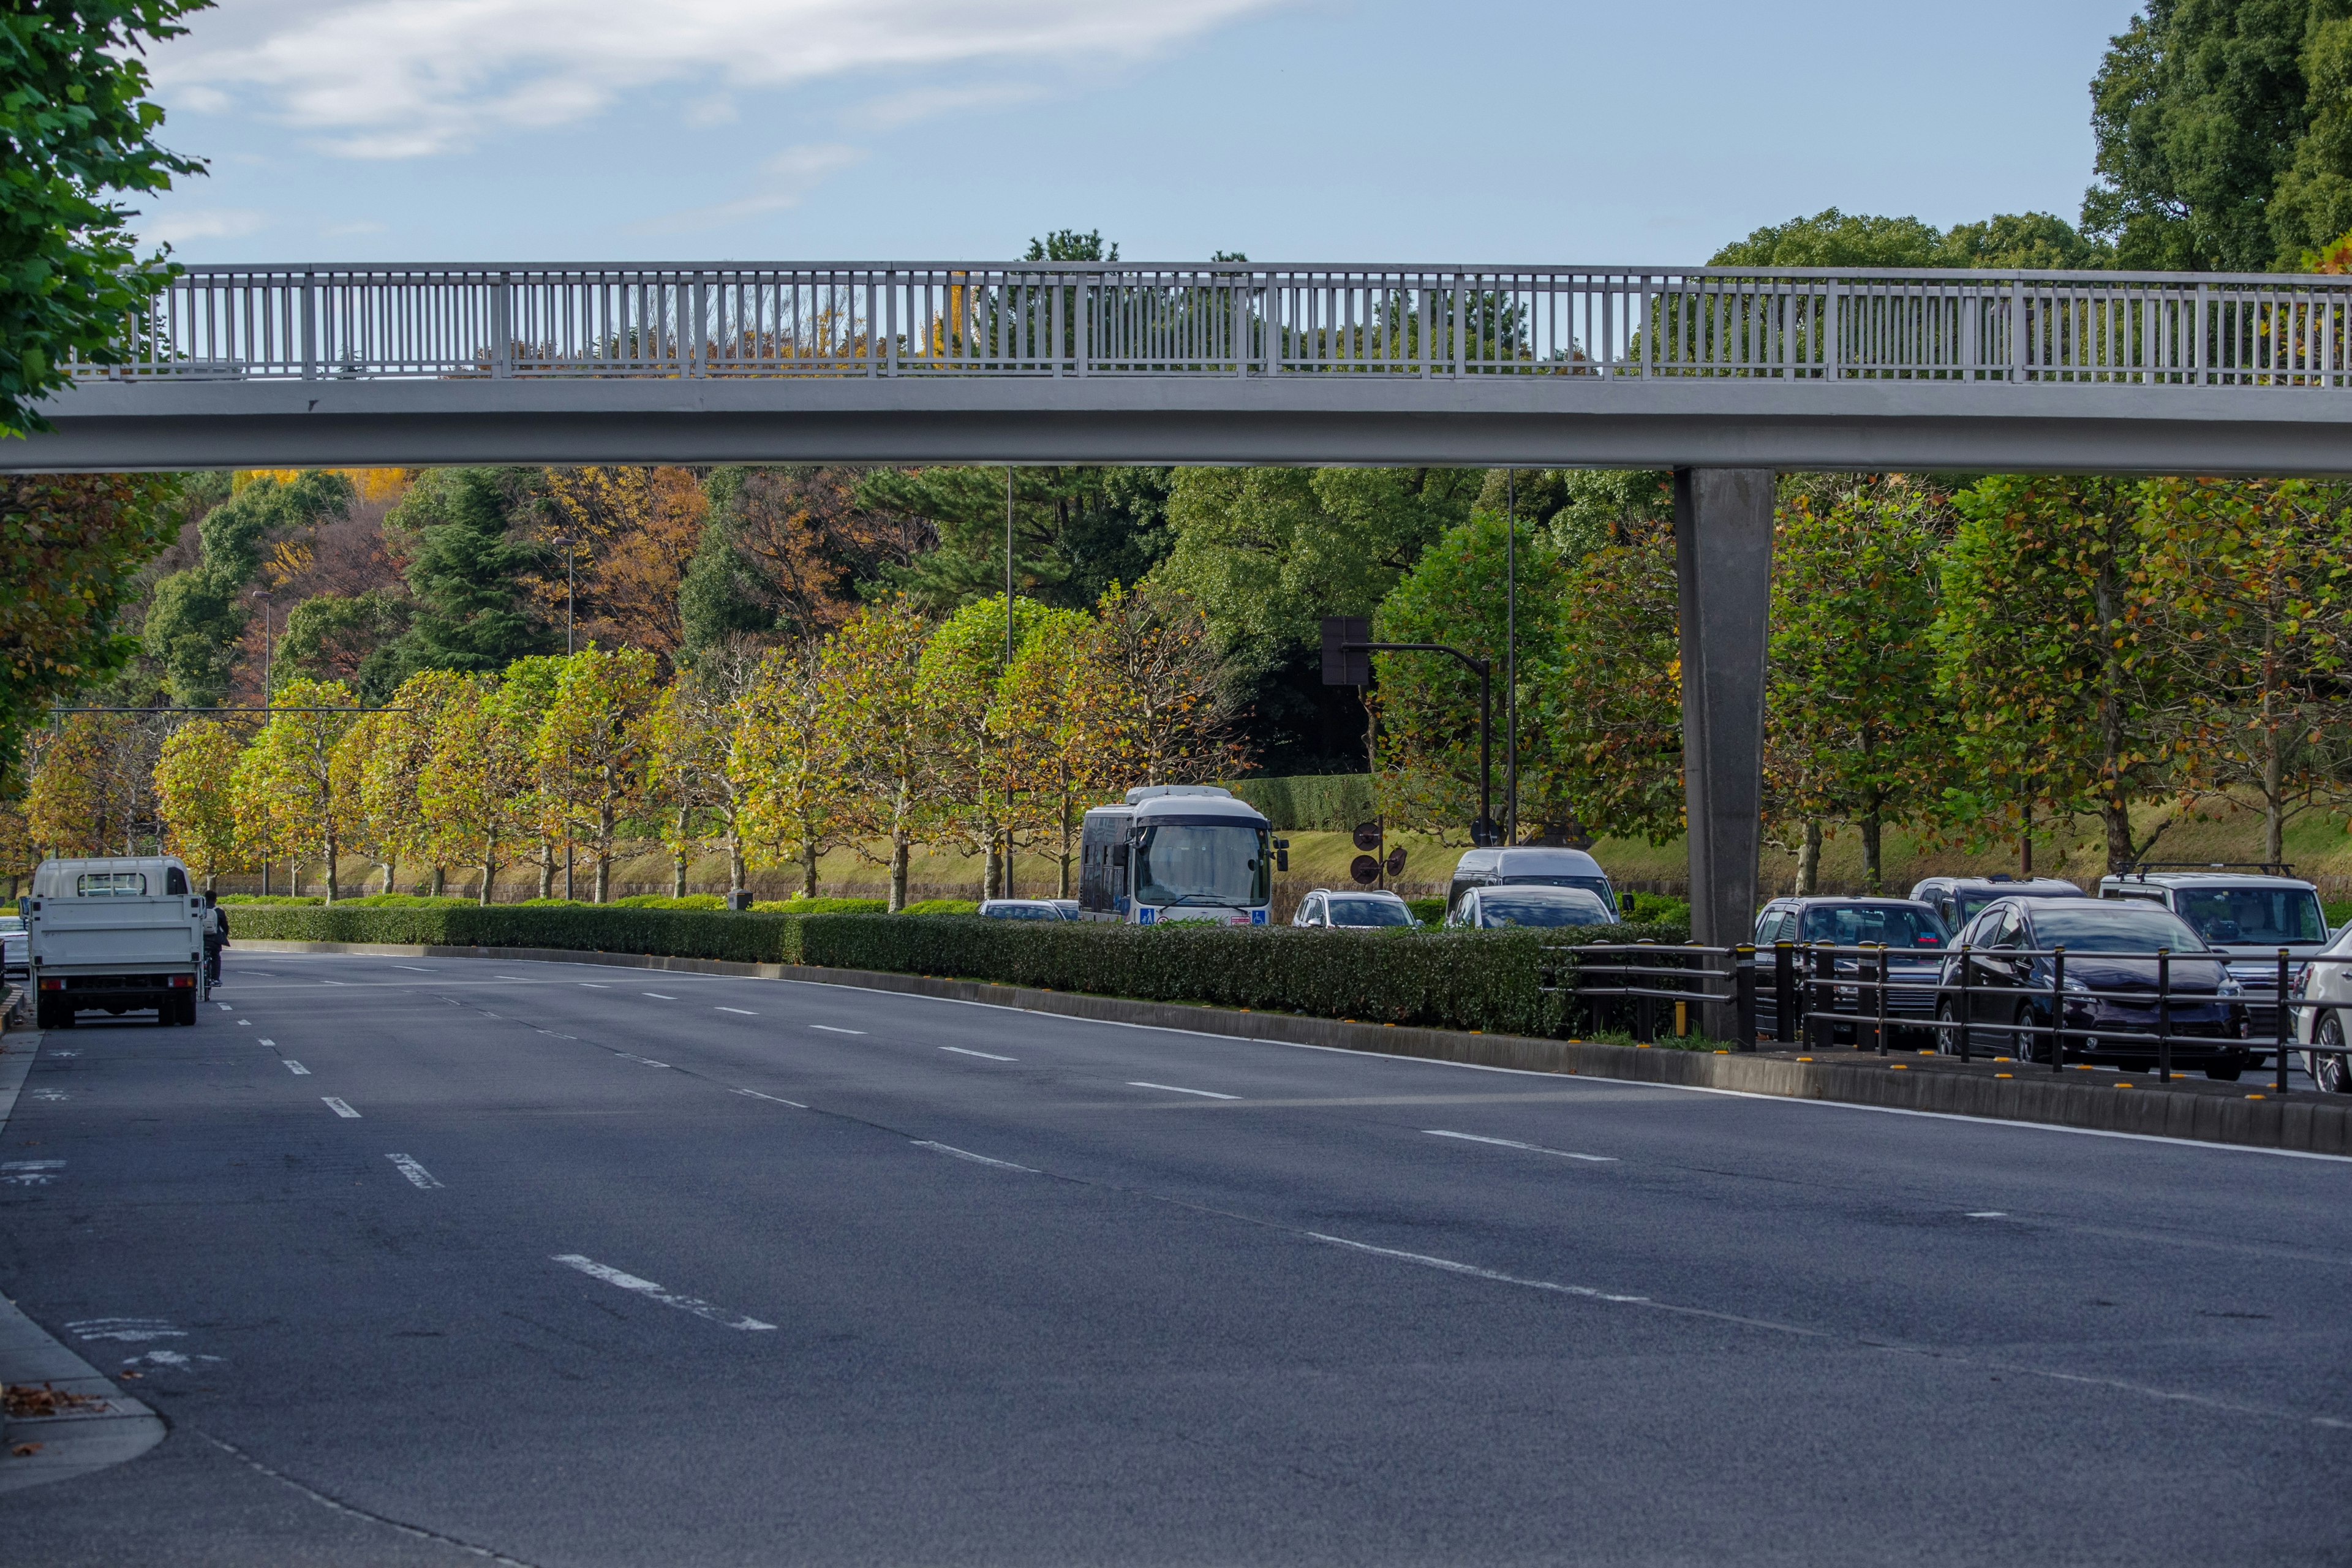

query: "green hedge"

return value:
[228, 902, 1681, 1037]
[899, 899, 980, 916]
[1226, 774, 1379, 832]
[753, 897, 888, 914]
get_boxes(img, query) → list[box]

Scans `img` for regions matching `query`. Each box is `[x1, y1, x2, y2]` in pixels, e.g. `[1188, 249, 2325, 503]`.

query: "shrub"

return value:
[1623, 890, 1691, 926]
[611, 894, 728, 910]
[751, 897, 888, 914]
[218, 894, 323, 906]
[224, 903, 810, 964]
[899, 899, 979, 916]
[335, 894, 477, 908]
[1226, 773, 1377, 832]
[1404, 896, 1446, 924]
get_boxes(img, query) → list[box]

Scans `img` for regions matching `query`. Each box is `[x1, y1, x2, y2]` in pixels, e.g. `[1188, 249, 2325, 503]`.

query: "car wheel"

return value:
[1935, 1001, 1963, 1055]
[2013, 1002, 2043, 1063]
[2309, 1015, 2350, 1094]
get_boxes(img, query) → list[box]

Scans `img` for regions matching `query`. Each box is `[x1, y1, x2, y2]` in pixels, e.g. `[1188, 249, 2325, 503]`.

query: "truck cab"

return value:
[1076, 786, 1284, 925]
[24, 856, 206, 1028]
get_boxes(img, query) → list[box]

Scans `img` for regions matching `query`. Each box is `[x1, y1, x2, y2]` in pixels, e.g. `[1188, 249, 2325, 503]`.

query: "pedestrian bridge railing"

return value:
[74, 263, 2352, 388]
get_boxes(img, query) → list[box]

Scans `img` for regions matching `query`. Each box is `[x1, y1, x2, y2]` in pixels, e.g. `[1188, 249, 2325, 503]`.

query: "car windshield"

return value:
[1496, 874, 1613, 904]
[1134, 823, 1270, 910]
[1327, 898, 1411, 927]
[2030, 904, 2208, 954]
[1476, 890, 1611, 928]
[1799, 904, 1948, 948]
[2172, 886, 2327, 945]
[984, 905, 1060, 921]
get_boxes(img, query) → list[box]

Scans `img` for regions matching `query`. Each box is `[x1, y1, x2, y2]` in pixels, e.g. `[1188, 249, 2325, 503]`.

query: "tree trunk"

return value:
[324, 832, 340, 903]
[672, 807, 691, 896]
[380, 860, 396, 897]
[2018, 797, 2034, 878]
[595, 805, 614, 902]
[1795, 820, 1821, 896]
[429, 865, 445, 897]
[538, 838, 554, 899]
[1859, 811, 1882, 895]
[889, 836, 910, 913]
[2263, 673, 2285, 866]
[477, 847, 498, 907]
[801, 838, 818, 900]
[728, 836, 747, 897]
[984, 842, 1001, 901]
[1058, 793, 1073, 899]
[2101, 796, 2136, 876]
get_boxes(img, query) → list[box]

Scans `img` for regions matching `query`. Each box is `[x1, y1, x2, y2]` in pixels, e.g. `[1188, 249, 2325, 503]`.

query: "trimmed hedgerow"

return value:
[752, 897, 888, 914]
[225, 903, 811, 964]
[898, 899, 980, 916]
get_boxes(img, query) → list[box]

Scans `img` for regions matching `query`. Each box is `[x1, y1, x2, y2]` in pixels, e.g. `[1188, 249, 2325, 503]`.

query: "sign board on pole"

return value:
[1321, 617, 1370, 686]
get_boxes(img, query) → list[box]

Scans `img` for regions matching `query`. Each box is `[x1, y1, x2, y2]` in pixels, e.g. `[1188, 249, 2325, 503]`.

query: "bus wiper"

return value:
[1158, 893, 1241, 910]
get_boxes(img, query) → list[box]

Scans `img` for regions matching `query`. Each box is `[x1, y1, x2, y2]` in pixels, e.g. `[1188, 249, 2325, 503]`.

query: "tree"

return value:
[1767, 478, 1953, 892]
[2, 472, 179, 792]
[735, 641, 850, 900]
[537, 647, 660, 903]
[1067, 581, 1248, 791]
[862, 466, 1171, 614]
[2274, 6, 2352, 262]
[154, 718, 243, 890]
[382, 469, 549, 678]
[491, 654, 566, 897]
[993, 606, 1098, 897]
[1543, 522, 1684, 843]
[145, 470, 354, 706]
[916, 594, 1050, 898]
[1711, 209, 2108, 270]
[2141, 476, 2352, 861]
[280, 588, 412, 701]
[682, 466, 931, 653]
[238, 677, 360, 901]
[418, 674, 537, 905]
[1937, 476, 2203, 873]
[360, 668, 470, 896]
[813, 598, 937, 911]
[649, 647, 762, 897]
[0, 1, 208, 439]
[538, 466, 707, 660]
[2082, 1, 2316, 270]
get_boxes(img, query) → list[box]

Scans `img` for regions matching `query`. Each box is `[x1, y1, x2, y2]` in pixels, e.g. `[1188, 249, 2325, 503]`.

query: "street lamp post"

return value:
[552, 534, 575, 898]
[1504, 470, 1517, 845]
[250, 588, 272, 895]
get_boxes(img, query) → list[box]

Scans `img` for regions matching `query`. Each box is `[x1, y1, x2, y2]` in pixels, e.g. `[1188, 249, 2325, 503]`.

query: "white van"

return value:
[24, 856, 206, 1028]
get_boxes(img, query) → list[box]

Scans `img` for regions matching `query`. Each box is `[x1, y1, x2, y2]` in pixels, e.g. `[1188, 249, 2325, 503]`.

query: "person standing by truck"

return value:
[202, 892, 228, 992]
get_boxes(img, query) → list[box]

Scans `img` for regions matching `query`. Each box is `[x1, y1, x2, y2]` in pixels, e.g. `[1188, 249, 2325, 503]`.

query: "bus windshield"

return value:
[2174, 886, 2328, 946]
[1134, 823, 1270, 910]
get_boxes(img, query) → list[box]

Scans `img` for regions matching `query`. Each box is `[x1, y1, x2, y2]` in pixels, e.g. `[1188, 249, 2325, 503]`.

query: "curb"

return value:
[0, 1030, 167, 1493]
[241, 940, 2352, 1158]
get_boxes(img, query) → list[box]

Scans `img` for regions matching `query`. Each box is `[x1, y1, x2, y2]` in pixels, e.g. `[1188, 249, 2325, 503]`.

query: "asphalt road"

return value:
[3, 948, 2350, 1566]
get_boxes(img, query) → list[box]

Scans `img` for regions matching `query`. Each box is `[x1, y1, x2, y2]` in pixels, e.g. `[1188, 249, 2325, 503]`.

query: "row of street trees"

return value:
[12, 584, 1242, 910]
[1372, 473, 2352, 887]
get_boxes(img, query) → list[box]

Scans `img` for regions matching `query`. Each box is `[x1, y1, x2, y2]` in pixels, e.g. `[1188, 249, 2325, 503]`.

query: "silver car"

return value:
[1447, 885, 1615, 930]
[2293, 920, 2352, 1091]
[1, 914, 24, 981]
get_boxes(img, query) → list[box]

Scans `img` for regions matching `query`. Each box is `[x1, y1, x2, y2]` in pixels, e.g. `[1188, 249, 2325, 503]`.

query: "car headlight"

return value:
[2063, 976, 2092, 993]
[2217, 980, 2244, 999]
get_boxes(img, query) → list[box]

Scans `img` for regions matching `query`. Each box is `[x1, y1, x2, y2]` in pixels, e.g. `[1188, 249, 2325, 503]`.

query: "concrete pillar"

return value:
[1673, 469, 1776, 969]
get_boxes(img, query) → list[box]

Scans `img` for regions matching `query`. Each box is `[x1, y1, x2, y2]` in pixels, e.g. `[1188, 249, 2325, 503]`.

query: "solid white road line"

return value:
[616, 1053, 671, 1068]
[715, 1006, 758, 1016]
[1967, 1211, 2008, 1219]
[550, 1254, 776, 1330]
[386, 1153, 442, 1189]
[391, 965, 431, 972]
[809, 1023, 865, 1035]
[911, 1140, 1037, 1172]
[321, 1098, 360, 1118]
[284, 1061, 310, 1076]
[579, 983, 611, 989]
[940, 1046, 1016, 1061]
[1128, 1081, 1240, 1100]
[643, 992, 677, 1000]
[1423, 1129, 1618, 1163]
[733, 1087, 807, 1109]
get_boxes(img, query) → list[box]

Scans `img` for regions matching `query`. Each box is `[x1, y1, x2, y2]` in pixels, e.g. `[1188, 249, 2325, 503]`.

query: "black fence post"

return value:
[1956, 944, 1973, 1063]
[1773, 941, 1795, 1044]
[1807, 943, 1834, 1052]
[2275, 948, 2292, 1096]
[1636, 939, 1655, 1044]
[2049, 946, 2067, 1074]
[2156, 947, 2171, 1084]
[1733, 944, 1757, 1050]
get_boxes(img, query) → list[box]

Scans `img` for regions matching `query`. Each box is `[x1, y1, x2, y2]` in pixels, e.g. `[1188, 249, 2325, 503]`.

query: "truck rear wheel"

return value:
[173, 993, 197, 1027]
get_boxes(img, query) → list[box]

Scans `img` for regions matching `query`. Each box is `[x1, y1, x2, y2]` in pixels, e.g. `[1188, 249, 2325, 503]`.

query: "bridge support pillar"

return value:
[1673, 468, 1774, 1036]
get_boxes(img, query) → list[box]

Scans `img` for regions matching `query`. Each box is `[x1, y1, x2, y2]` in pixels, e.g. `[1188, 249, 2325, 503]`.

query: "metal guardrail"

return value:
[70, 263, 2352, 386]
[1557, 940, 2352, 1097]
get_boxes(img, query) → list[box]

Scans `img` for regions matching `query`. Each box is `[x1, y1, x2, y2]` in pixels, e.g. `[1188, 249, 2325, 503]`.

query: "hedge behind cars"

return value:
[226, 904, 1684, 1038]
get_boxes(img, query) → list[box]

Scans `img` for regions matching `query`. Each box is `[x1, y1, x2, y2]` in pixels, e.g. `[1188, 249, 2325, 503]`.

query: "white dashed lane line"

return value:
[911, 1140, 1037, 1173]
[580, 983, 611, 989]
[940, 1046, 1016, 1061]
[733, 1088, 807, 1108]
[616, 1053, 671, 1069]
[1423, 1129, 1618, 1163]
[643, 992, 677, 1000]
[216, 1002, 232, 1012]
[1968, 1212, 2008, 1219]
[809, 1023, 864, 1035]
[386, 1153, 443, 1189]
[551, 1254, 776, 1331]
[322, 1098, 360, 1118]
[391, 965, 432, 973]
[284, 1061, 310, 1076]
[715, 1007, 758, 1016]
[1128, 1081, 1240, 1101]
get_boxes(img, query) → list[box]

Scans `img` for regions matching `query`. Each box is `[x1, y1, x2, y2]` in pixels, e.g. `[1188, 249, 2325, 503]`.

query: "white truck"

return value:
[23, 856, 207, 1029]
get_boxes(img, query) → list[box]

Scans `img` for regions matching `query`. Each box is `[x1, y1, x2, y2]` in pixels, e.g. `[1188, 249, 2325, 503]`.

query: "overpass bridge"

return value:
[21, 260, 2352, 963]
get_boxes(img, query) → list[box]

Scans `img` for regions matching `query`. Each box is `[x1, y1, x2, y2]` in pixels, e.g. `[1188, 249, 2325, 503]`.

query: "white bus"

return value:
[1076, 786, 1287, 925]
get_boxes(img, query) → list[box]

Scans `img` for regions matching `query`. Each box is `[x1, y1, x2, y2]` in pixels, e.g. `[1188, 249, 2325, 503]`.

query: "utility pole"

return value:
[1505, 469, 1518, 846]
[1003, 467, 1016, 902]
[554, 533, 575, 898]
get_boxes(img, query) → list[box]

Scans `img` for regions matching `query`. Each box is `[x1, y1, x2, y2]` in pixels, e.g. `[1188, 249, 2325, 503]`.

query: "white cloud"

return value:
[145, 208, 270, 245]
[634, 143, 869, 232]
[844, 81, 1044, 133]
[157, 0, 1281, 159]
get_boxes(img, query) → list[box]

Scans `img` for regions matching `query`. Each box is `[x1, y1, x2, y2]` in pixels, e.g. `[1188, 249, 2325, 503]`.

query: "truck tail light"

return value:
[168, 974, 195, 988]
[37, 978, 62, 990]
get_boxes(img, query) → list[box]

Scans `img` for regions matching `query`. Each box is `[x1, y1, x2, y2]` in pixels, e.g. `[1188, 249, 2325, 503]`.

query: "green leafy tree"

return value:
[279, 587, 413, 701]
[1542, 522, 1685, 843]
[813, 598, 937, 911]
[649, 647, 761, 897]
[2, 472, 179, 791]
[916, 594, 1049, 897]
[238, 677, 360, 901]
[361, 668, 470, 895]
[1711, 209, 2107, 270]
[862, 466, 1172, 614]
[383, 469, 550, 679]
[418, 674, 538, 905]
[993, 606, 1098, 897]
[491, 654, 566, 897]
[537, 646, 660, 903]
[1066, 581, 1248, 792]
[0, 1, 209, 437]
[145, 471, 355, 706]
[734, 641, 850, 900]
[153, 717, 242, 889]
[2274, 6, 2352, 262]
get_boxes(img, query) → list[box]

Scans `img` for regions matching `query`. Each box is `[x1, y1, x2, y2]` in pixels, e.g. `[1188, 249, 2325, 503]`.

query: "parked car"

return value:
[1293, 888, 1415, 929]
[1447, 885, 1615, 930]
[2291, 920, 2352, 1092]
[1752, 897, 1952, 1041]
[1446, 846, 1620, 919]
[976, 899, 1070, 921]
[2098, 865, 2330, 1041]
[1936, 897, 2249, 1076]
[1, 913, 25, 981]
[1908, 875, 2087, 931]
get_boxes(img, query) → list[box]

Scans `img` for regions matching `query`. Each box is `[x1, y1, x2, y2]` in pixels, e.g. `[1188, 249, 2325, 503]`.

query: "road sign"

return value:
[1349, 855, 1381, 886]
[1385, 847, 1406, 876]
[1469, 816, 1501, 846]
[1321, 617, 1371, 686]
[1352, 820, 1382, 852]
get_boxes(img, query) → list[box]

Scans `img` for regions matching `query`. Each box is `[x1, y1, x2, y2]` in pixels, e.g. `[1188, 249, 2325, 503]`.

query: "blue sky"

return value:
[135, 0, 2138, 266]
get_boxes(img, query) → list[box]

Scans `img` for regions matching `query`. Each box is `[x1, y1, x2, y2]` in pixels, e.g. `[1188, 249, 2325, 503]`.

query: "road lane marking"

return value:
[322, 1098, 360, 1118]
[1128, 1081, 1239, 1100]
[911, 1140, 1036, 1172]
[284, 1061, 310, 1076]
[258, 1038, 274, 1046]
[715, 1006, 758, 1016]
[579, 983, 611, 989]
[391, 965, 432, 972]
[1423, 1129, 1618, 1163]
[616, 1053, 670, 1068]
[238, 1020, 252, 1026]
[216, 1002, 233, 1011]
[318, 980, 347, 987]
[643, 992, 677, 1000]
[733, 1087, 807, 1108]
[0, 1161, 64, 1186]
[386, 1153, 442, 1189]
[941, 1046, 1015, 1061]
[1967, 1211, 2008, 1219]
[550, 1254, 776, 1330]
[809, 1023, 863, 1035]
[67, 1317, 186, 1343]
